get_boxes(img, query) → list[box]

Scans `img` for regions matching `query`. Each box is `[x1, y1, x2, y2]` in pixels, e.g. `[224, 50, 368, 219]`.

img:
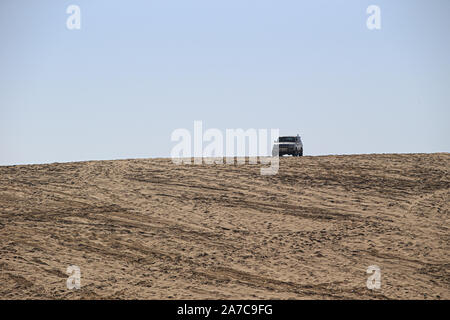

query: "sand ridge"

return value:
[0, 153, 448, 299]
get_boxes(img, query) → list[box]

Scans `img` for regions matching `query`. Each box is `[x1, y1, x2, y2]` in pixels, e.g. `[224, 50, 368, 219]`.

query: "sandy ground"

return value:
[0, 153, 448, 299]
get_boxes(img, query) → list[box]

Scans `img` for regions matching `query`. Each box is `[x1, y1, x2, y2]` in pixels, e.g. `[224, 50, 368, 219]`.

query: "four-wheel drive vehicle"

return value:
[272, 135, 303, 157]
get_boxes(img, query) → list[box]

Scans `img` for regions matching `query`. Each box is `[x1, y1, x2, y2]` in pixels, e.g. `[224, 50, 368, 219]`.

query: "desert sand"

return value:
[0, 153, 448, 299]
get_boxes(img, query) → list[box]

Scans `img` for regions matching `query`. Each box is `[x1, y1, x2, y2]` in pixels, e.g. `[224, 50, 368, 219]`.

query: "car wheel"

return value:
[299, 148, 303, 156]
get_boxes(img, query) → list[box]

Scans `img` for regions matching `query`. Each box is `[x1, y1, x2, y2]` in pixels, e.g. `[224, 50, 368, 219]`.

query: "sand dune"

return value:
[0, 153, 448, 299]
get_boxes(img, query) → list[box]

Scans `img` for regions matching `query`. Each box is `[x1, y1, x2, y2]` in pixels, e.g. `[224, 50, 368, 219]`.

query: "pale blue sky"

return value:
[1, 0, 449, 165]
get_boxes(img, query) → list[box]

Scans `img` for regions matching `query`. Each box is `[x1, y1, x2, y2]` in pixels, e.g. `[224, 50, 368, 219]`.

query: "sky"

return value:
[0, 0, 449, 165]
